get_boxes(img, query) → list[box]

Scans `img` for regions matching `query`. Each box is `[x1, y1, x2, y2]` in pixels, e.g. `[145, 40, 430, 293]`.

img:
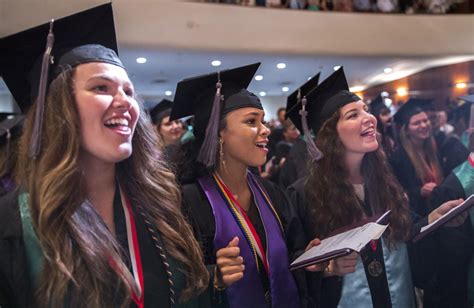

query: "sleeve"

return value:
[439, 137, 470, 176]
[390, 149, 428, 217]
[430, 173, 466, 210]
[180, 184, 229, 307]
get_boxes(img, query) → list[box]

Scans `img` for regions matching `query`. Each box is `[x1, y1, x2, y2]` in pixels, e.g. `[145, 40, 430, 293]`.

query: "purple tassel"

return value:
[29, 20, 55, 159]
[197, 74, 224, 167]
[299, 95, 323, 161]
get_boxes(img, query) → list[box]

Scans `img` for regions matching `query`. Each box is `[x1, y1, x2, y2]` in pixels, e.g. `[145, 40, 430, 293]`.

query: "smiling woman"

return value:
[171, 63, 315, 307]
[0, 4, 209, 308]
[286, 67, 465, 308]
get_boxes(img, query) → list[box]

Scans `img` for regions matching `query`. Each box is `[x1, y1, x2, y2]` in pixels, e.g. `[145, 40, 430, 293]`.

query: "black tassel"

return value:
[29, 20, 55, 159]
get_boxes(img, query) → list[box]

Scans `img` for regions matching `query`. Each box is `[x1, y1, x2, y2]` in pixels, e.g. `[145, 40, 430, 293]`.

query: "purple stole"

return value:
[197, 172, 300, 308]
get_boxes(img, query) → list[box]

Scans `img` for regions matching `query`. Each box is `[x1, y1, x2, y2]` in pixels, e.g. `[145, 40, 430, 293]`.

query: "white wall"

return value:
[260, 96, 286, 121]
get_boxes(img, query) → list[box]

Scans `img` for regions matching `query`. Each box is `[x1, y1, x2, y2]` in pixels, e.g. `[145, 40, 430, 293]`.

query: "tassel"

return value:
[29, 20, 55, 159]
[197, 72, 224, 167]
[299, 94, 323, 161]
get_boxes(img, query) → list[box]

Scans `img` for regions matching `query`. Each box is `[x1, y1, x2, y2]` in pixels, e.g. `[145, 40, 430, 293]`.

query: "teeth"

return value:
[256, 143, 267, 148]
[105, 118, 129, 126]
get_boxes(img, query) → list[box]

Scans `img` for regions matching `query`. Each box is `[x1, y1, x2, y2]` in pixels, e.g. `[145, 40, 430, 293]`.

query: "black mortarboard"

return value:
[289, 67, 360, 136]
[285, 72, 321, 132]
[150, 99, 173, 125]
[369, 95, 389, 116]
[170, 63, 261, 167]
[393, 98, 432, 126]
[0, 113, 16, 122]
[0, 115, 25, 145]
[285, 72, 321, 160]
[287, 67, 360, 161]
[0, 3, 123, 158]
[455, 95, 474, 129]
[0, 3, 122, 112]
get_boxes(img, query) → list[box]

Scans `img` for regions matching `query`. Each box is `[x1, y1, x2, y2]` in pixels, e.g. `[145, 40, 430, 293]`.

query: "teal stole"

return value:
[18, 193, 44, 286]
[454, 155, 474, 304]
[338, 239, 415, 308]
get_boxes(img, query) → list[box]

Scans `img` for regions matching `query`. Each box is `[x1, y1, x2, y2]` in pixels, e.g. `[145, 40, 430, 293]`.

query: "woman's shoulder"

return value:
[0, 189, 22, 240]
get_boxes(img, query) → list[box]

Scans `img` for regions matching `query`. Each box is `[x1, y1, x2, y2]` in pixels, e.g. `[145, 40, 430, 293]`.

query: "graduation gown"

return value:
[278, 138, 309, 189]
[287, 178, 435, 308]
[389, 146, 433, 217]
[434, 131, 470, 177]
[182, 173, 309, 308]
[426, 157, 474, 308]
[0, 189, 207, 308]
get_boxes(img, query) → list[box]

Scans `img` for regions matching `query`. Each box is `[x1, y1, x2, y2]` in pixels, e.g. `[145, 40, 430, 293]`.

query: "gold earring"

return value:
[219, 138, 226, 170]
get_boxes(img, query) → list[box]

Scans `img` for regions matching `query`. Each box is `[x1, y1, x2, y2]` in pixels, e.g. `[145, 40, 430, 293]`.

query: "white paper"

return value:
[292, 218, 389, 267]
[420, 194, 474, 233]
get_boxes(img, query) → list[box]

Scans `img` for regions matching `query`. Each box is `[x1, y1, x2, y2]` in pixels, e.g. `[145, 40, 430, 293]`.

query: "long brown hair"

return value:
[399, 124, 443, 185]
[304, 111, 411, 248]
[16, 68, 208, 307]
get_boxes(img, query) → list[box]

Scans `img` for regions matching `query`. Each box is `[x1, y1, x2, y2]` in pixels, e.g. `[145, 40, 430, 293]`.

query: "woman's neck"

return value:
[216, 157, 249, 197]
[345, 152, 364, 184]
[81, 154, 117, 233]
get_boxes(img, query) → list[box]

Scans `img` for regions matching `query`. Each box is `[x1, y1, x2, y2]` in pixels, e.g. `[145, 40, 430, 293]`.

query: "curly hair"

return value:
[16, 68, 208, 307]
[304, 111, 412, 248]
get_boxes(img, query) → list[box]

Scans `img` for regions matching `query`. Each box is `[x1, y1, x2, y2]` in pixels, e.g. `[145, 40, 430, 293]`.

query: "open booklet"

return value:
[412, 194, 474, 243]
[289, 211, 391, 271]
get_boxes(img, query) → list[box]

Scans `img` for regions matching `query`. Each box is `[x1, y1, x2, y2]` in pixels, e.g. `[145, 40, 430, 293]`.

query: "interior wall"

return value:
[362, 60, 474, 108]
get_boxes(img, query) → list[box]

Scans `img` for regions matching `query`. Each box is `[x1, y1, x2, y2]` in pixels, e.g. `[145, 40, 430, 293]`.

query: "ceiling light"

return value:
[136, 57, 147, 64]
[276, 63, 286, 69]
[455, 82, 467, 89]
[255, 75, 263, 81]
[165, 91, 172, 96]
[396, 87, 408, 96]
[259, 91, 266, 97]
[384, 67, 393, 74]
[333, 65, 341, 71]
[282, 86, 289, 92]
[349, 86, 364, 92]
[211, 60, 221, 67]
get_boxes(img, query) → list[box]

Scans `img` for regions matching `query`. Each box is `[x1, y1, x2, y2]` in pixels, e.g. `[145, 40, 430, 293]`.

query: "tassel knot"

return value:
[299, 96, 323, 161]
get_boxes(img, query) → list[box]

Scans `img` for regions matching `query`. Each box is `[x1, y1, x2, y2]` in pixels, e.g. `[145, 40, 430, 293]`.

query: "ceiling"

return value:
[1, 0, 473, 110]
[1, 48, 473, 110]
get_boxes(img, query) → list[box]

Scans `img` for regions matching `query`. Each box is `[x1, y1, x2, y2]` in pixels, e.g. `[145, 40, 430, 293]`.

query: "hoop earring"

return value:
[219, 138, 226, 170]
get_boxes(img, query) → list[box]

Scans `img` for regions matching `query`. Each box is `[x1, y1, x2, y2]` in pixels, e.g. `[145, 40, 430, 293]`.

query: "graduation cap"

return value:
[0, 113, 16, 122]
[369, 95, 389, 116]
[149, 99, 173, 125]
[393, 98, 433, 126]
[456, 95, 474, 131]
[170, 63, 261, 167]
[286, 67, 360, 160]
[285, 72, 321, 161]
[0, 115, 25, 145]
[285, 72, 321, 131]
[0, 3, 122, 158]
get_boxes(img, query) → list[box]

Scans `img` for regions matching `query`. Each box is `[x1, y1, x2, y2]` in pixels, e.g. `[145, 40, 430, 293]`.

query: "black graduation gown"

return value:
[278, 138, 309, 189]
[434, 131, 470, 177]
[389, 146, 431, 217]
[422, 173, 474, 308]
[181, 175, 309, 307]
[287, 177, 436, 308]
[0, 189, 202, 308]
